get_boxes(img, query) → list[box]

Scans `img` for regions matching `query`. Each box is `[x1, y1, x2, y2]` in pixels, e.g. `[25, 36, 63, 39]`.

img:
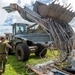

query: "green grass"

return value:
[2, 50, 58, 75]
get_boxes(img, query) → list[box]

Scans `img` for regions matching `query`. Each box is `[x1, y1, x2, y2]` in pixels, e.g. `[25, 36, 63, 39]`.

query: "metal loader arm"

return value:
[3, 3, 53, 37]
[3, 4, 41, 23]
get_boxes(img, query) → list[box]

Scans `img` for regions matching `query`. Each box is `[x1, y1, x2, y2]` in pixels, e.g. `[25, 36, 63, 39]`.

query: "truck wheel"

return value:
[35, 44, 47, 57]
[16, 43, 30, 61]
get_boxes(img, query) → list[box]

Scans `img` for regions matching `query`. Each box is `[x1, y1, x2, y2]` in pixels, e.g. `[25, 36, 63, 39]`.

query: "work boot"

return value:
[3, 62, 6, 73]
[0, 69, 3, 75]
[0, 69, 2, 74]
[0, 62, 2, 71]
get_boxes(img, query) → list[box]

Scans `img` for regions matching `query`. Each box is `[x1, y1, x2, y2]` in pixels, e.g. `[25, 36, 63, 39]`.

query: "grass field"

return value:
[2, 50, 58, 75]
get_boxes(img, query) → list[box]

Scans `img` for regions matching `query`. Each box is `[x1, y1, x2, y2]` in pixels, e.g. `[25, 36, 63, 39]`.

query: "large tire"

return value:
[35, 44, 47, 57]
[16, 43, 30, 61]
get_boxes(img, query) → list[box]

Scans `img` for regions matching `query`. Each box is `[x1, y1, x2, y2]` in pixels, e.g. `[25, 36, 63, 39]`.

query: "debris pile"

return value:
[27, 60, 73, 75]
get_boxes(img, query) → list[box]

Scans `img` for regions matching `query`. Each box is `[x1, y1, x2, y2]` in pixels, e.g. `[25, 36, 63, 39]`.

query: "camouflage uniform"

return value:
[0, 42, 7, 73]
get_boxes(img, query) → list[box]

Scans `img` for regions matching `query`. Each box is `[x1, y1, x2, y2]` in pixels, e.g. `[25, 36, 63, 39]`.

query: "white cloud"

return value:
[0, 0, 75, 25]
[0, 0, 36, 25]
[20, 0, 36, 6]
[0, 26, 12, 36]
[0, 9, 8, 25]
[0, 0, 17, 25]
[12, 12, 29, 23]
[2, 0, 17, 4]
[68, 0, 75, 11]
[58, 0, 75, 11]
[0, 0, 8, 25]
[0, 0, 75, 35]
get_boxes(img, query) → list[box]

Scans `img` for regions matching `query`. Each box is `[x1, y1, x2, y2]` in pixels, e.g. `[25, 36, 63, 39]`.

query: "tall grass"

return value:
[3, 50, 58, 75]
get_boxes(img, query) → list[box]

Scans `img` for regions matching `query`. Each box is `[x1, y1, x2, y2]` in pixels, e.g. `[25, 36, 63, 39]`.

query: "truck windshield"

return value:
[15, 24, 27, 34]
[14, 23, 44, 35]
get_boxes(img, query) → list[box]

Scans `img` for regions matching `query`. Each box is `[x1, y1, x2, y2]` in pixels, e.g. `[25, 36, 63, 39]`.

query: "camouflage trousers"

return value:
[0, 54, 7, 72]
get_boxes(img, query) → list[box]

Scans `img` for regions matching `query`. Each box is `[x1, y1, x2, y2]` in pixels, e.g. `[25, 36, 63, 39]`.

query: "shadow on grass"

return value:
[29, 54, 42, 59]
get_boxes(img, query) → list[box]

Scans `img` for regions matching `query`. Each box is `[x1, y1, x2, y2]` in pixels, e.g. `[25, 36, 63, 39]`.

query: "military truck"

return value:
[7, 23, 51, 61]
[3, 1, 75, 62]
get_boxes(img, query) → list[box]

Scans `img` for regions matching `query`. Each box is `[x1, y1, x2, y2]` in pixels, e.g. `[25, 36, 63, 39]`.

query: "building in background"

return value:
[0, 26, 12, 37]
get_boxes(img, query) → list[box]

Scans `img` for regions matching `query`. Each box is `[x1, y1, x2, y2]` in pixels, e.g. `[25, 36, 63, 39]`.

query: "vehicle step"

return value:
[29, 46, 37, 53]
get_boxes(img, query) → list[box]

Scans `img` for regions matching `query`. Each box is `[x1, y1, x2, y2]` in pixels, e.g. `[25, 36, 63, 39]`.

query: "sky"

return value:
[0, 0, 75, 35]
[0, 0, 75, 25]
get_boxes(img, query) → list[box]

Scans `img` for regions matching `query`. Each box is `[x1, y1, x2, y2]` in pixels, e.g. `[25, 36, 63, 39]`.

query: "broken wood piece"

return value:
[26, 64, 43, 75]
[27, 63, 74, 75]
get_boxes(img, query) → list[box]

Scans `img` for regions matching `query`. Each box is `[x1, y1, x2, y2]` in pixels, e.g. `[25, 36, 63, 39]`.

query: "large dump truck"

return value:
[3, 1, 75, 62]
